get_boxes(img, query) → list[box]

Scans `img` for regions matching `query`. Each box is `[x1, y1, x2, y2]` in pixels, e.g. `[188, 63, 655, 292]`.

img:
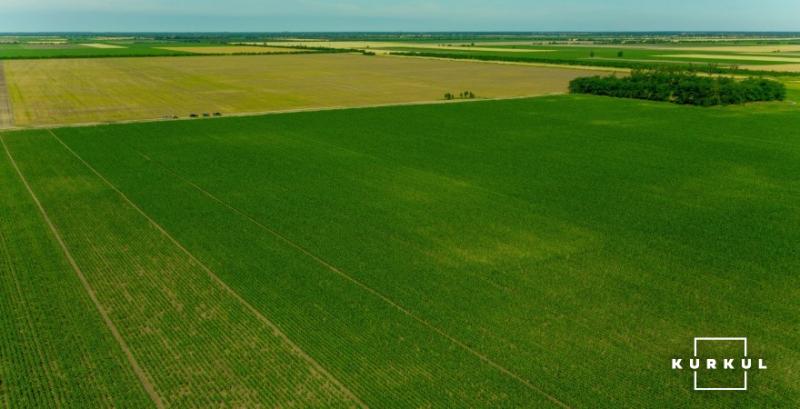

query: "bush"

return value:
[569, 69, 786, 106]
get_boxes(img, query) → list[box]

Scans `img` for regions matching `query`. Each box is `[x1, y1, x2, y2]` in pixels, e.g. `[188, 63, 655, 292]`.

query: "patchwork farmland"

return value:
[1, 31, 799, 409]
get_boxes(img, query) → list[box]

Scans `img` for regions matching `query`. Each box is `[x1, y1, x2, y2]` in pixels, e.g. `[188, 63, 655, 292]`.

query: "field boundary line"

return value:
[49, 130, 367, 409]
[0, 134, 165, 409]
[129, 147, 572, 409]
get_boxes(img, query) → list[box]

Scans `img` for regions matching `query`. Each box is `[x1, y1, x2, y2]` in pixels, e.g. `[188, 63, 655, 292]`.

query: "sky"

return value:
[1, 0, 799, 32]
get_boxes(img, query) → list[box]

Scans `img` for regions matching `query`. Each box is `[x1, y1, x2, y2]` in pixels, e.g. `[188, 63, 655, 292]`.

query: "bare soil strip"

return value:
[0, 62, 14, 128]
[0, 134, 165, 409]
[129, 147, 572, 409]
[50, 130, 367, 409]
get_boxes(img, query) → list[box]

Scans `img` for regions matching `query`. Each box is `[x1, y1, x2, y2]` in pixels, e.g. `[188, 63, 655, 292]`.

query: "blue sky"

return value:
[2, 0, 799, 32]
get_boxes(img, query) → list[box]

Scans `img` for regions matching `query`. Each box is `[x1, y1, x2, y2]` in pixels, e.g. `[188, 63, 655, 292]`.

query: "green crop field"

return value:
[2, 95, 798, 408]
[0, 42, 197, 59]
[0, 41, 313, 60]
[378, 44, 800, 73]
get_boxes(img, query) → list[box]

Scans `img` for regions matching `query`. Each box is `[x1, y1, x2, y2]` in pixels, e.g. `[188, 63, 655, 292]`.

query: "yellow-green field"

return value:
[262, 41, 550, 53]
[4, 53, 602, 127]
[741, 63, 800, 72]
[157, 45, 298, 54]
[0, 62, 13, 128]
[81, 43, 126, 49]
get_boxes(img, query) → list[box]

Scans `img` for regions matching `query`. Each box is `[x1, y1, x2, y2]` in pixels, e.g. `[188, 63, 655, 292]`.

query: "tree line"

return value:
[569, 69, 786, 106]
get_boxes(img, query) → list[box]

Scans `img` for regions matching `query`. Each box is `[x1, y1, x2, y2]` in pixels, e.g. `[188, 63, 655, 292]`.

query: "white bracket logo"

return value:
[693, 337, 748, 391]
[671, 336, 766, 391]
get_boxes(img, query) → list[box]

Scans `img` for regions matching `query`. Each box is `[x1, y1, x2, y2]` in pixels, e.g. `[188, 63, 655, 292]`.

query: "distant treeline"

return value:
[569, 69, 786, 106]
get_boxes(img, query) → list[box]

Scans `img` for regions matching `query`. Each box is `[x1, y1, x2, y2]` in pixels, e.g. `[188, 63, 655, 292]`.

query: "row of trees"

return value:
[569, 69, 786, 106]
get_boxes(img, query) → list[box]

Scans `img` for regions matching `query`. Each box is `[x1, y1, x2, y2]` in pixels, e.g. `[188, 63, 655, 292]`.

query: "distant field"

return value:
[659, 53, 800, 63]
[751, 64, 800, 72]
[0, 42, 196, 59]
[3, 53, 601, 126]
[80, 43, 126, 49]
[2, 95, 798, 407]
[387, 45, 797, 67]
[667, 45, 800, 53]
[158, 45, 299, 54]
[0, 41, 305, 60]
[264, 40, 551, 53]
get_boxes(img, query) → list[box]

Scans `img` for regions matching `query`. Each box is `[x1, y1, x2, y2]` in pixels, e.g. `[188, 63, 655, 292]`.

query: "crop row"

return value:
[2, 132, 360, 408]
[0, 140, 153, 408]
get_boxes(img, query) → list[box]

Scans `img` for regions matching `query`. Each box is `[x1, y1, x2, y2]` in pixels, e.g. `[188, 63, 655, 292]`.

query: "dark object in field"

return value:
[213, 112, 222, 116]
[444, 91, 476, 100]
[189, 113, 198, 118]
[569, 68, 786, 106]
[202, 113, 210, 117]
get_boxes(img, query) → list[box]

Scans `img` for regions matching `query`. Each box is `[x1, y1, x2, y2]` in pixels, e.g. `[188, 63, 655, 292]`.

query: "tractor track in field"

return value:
[48, 130, 367, 409]
[124, 143, 573, 409]
[0, 134, 165, 409]
[0, 62, 14, 129]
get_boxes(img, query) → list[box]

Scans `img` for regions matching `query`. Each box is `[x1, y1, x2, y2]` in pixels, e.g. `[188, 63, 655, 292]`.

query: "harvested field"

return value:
[264, 41, 553, 53]
[4, 53, 601, 126]
[157, 46, 298, 54]
[740, 63, 800, 72]
[81, 43, 126, 49]
[0, 62, 13, 128]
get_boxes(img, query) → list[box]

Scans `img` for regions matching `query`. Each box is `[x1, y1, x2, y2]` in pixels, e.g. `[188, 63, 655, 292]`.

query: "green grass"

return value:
[2, 95, 799, 407]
